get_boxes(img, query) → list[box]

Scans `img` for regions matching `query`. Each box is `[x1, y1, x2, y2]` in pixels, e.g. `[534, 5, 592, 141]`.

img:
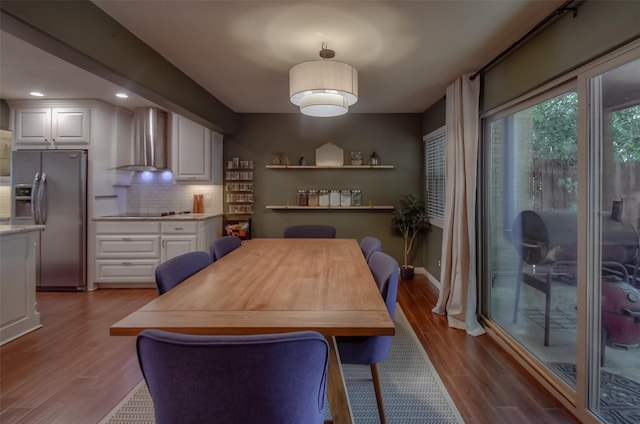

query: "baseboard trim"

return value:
[414, 267, 441, 291]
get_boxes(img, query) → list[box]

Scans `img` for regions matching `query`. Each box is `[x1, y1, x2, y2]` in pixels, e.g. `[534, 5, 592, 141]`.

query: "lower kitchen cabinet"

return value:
[0, 227, 42, 346]
[94, 217, 221, 285]
[160, 222, 198, 262]
[95, 221, 161, 283]
[199, 216, 222, 253]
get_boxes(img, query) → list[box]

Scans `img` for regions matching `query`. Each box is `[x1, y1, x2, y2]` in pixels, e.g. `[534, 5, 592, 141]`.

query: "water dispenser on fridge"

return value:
[13, 185, 33, 221]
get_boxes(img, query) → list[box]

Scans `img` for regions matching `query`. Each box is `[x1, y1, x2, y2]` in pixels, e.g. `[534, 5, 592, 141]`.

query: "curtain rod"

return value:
[470, 0, 581, 81]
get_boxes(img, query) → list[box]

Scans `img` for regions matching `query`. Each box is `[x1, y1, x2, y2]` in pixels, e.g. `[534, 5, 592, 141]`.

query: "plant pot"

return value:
[400, 265, 415, 281]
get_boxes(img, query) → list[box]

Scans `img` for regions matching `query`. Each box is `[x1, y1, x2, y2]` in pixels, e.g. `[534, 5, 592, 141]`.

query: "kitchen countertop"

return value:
[93, 212, 223, 221]
[0, 224, 45, 235]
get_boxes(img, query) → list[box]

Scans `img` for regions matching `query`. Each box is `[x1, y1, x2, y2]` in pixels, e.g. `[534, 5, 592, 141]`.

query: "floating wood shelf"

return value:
[265, 165, 394, 169]
[266, 205, 394, 211]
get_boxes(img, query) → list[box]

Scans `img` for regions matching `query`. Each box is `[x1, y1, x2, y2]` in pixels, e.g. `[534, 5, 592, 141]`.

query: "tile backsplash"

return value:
[0, 185, 10, 218]
[0, 174, 223, 220]
[126, 173, 222, 214]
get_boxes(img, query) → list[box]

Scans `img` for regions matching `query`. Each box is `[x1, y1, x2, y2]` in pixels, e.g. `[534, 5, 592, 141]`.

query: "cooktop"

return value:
[104, 211, 191, 217]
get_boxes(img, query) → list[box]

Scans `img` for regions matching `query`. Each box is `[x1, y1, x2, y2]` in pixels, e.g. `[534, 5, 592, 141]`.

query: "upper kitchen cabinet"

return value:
[12, 103, 90, 148]
[171, 113, 222, 183]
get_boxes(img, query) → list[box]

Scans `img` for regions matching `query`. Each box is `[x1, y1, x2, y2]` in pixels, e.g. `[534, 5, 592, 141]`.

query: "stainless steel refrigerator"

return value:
[11, 150, 87, 290]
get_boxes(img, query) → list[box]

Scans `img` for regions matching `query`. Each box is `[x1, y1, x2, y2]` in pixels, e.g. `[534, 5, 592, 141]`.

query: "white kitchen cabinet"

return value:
[13, 106, 90, 147]
[160, 222, 198, 262]
[95, 221, 161, 283]
[0, 227, 42, 346]
[171, 114, 211, 181]
[199, 216, 223, 253]
[94, 218, 220, 286]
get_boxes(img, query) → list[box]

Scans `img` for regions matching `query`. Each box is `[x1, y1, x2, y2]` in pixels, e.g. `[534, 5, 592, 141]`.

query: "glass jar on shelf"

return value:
[340, 190, 351, 207]
[319, 190, 330, 207]
[329, 190, 341, 207]
[308, 190, 319, 206]
[351, 189, 362, 206]
[297, 190, 308, 206]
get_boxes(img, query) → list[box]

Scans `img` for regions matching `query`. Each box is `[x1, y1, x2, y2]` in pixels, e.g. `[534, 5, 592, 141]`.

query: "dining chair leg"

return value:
[370, 363, 387, 424]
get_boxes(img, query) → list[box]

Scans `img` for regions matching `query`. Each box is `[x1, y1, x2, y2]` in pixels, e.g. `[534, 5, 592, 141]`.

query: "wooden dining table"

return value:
[110, 238, 395, 424]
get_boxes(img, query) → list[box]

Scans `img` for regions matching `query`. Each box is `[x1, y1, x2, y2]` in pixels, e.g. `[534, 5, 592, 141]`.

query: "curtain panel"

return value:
[432, 74, 485, 336]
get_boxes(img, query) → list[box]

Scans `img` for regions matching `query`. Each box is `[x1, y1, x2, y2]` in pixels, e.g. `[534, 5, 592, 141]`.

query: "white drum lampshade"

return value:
[290, 59, 358, 117]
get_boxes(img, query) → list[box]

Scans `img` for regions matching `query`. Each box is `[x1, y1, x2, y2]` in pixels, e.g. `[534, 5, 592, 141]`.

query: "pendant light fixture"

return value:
[289, 44, 358, 117]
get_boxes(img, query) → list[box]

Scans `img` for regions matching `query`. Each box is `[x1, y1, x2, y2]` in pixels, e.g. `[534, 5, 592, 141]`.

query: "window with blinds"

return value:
[424, 127, 445, 227]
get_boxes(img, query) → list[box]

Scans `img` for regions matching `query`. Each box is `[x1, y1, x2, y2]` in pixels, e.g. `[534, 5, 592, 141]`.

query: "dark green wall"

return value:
[421, 97, 445, 136]
[225, 113, 423, 266]
[482, 1, 640, 113]
[0, 100, 9, 130]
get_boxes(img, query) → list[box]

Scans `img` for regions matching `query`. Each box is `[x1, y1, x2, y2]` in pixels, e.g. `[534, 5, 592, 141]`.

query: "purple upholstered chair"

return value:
[359, 236, 382, 262]
[337, 251, 399, 424]
[154, 251, 212, 295]
[210, 235, 242, 261]
[283, 225, 336, 238]
[136, 330, 329, 424]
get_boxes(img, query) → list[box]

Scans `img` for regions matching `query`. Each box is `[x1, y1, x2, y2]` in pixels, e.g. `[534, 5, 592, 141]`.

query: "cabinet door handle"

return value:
[122, 262, 132, 266]
[162, 240, 166, 248]
[173, 227, 184, 231]
[122, 237, 132, 241]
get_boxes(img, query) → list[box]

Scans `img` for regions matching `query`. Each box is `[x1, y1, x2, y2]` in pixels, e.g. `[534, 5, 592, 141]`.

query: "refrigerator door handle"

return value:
[39, 173, 48, 225]
[32, 172, 40, 223]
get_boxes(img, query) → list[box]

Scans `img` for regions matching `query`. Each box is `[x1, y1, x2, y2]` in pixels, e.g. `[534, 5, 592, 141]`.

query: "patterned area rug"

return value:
[100, 306, 464, 424]
[547, 362, 640, 424]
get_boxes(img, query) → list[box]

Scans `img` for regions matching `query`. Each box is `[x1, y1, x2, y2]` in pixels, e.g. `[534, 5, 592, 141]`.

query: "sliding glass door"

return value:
[583, 55, 640, 424]
[483, 86, 579, 381]
[481, 42, 640, 422]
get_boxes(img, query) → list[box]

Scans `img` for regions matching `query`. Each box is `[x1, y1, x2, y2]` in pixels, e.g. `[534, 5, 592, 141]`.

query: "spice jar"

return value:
[297, 190, 308, 206]
[340, 190, 351, 207]
[351, 189, 362, 206]
[319, 190, 330, 207]
[329, 190, 341, 207]
[307, 190, 319, 206]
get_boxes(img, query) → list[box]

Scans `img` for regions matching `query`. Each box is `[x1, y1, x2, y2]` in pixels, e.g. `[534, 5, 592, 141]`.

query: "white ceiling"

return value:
[1, 1, 566, 114]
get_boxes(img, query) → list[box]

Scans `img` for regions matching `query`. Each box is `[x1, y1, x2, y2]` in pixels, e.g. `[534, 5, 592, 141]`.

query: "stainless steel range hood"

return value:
[116, 107, 168, 171]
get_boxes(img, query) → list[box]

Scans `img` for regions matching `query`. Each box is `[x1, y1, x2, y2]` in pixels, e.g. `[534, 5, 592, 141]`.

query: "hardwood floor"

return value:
[0, 276, 580, 423]
[398, 275, 579, 424]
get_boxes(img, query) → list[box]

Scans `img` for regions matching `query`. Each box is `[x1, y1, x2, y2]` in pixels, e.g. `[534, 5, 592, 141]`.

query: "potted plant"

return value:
[391, 194, 429, 280]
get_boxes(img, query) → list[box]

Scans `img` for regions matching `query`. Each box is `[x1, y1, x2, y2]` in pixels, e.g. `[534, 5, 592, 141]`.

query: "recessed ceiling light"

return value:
[116, 93, 129, 99]
[30, 91, 44, 97]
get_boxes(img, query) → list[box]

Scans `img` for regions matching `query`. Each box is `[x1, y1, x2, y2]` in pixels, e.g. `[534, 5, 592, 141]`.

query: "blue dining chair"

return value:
[210, 235, 242, 261]
[337, 251, 399, 424]
[283, 225, 336, 238]
[154, 251, 212, 295]
[137, 329, 329, 424]
[359, 236, 382, 262]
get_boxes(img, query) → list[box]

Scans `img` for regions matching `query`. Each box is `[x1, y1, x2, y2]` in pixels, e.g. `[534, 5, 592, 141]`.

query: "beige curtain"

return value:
[432, 74, 485, 336]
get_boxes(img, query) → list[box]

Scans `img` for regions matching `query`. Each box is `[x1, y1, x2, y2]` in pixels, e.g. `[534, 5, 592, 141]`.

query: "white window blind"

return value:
[424, 127, 445, 227]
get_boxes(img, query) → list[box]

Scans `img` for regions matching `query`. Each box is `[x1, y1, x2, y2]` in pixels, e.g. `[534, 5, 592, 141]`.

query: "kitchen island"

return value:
[0, 225, 45, 345]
